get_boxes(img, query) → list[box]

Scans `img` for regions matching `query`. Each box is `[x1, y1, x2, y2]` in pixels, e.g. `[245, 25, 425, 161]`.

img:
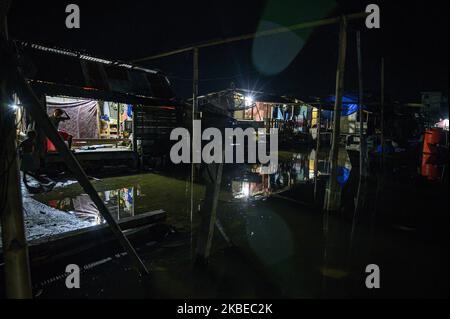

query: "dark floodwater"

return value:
[30, 148, 448, 298]
[34, 148, 351, 225]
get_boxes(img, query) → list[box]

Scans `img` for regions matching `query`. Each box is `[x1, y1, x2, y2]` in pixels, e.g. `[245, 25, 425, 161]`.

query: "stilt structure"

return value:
[195, 161, 224, 263]
[323, 17, 347, 212]
[0, 3, 148, 278]
[314, 103, 322, 202]
[354, 31, 368, 216]
[0, 0, 33, 298]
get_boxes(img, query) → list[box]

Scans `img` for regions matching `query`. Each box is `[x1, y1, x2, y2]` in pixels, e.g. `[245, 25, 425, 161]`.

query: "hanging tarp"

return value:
[326, 94, 363, 116]
[46, 96, 99, 139]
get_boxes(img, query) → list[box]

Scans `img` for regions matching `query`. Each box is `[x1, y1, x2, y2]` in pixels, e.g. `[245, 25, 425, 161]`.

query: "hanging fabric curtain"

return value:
[46, 97, 99, 139]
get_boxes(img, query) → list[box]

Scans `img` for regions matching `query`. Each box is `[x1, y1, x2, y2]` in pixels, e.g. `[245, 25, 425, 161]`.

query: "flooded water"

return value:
[28, 147, 448, 298]
[33, 148, 352, 225]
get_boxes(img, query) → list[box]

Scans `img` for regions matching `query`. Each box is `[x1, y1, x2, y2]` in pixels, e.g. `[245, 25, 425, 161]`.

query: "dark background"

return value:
[7, 0, 449, 101]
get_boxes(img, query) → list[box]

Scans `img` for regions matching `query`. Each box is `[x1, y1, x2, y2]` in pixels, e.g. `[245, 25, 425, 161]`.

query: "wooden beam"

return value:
[132, 12, 367, 63]
[17, 210, 166, 267]
[324, 17, 347, 212]
[0, 0, 33, 299]
[195, 161, 224, 262]
[314, 103, 322, 202]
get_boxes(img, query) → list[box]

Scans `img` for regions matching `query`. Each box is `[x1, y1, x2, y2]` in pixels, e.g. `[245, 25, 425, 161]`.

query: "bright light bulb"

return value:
[244, 96, 254, 107]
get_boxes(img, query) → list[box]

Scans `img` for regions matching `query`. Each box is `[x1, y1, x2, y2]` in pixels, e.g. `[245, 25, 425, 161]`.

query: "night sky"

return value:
[7, 0, 449, 101]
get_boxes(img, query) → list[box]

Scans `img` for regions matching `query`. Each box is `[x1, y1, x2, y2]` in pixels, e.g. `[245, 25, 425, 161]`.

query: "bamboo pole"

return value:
[380, 58, 385, 169]
[357, 31, 366, 178]
[314, 103, 322, 202]
[354, 31, 367, 217]
[323, 17, 347, 212]
[132, 12, 367, 63]
[190, 47, 199, 233]
[0, 0, 33, 298]
[0, 74, 33, 300]
[195, 161, 224, 262]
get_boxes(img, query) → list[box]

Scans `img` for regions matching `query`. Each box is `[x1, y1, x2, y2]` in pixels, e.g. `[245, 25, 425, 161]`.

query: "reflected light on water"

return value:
[47, 187, 136, 225]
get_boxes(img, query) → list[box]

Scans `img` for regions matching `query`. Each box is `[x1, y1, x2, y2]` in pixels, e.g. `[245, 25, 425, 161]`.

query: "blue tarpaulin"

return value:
[326, 94, 363, 116]
[337, 166, 351, 185]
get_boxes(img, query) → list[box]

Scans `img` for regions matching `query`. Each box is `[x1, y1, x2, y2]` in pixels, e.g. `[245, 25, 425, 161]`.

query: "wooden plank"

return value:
[30, 209, 166, 246]
[0, 210, 166, 267]
[195, 161, 223, 262]
[132, 12, 367, 63]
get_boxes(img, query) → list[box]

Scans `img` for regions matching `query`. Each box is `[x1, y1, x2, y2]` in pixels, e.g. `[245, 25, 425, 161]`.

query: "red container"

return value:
[423, 128, 443, 154]
[47, 138, 57, 152]
[421, 153, 440, 181]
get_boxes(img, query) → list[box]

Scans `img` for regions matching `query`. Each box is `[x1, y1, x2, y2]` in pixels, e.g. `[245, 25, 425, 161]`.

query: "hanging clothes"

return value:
[127, 104, 133, 119]
[103, 101, 111, 118]
[122, 105, 128, 121]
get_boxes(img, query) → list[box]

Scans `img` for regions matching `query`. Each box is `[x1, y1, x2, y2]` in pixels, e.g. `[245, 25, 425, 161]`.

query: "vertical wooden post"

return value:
[195, 161, 224, 263]
[132, 105, 138, 152]
[354, 31, 367, 216]
[314, 103, 322, 202]
[380, 58, 385, 169]
[0, 87, 33, 299]
[0, 9, 33, 298]
[117, 103, 121, 139]
[357, 31, 367, 178]
[324, 17, 347, 212]
[190, 47, 199, 228]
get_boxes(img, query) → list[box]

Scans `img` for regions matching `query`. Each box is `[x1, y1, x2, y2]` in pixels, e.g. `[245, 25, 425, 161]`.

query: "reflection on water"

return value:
[42, 148, 352, 227]
[47, 187, 137, 225]
[32, 145, 448, 298]
[229, 148, 352, 199]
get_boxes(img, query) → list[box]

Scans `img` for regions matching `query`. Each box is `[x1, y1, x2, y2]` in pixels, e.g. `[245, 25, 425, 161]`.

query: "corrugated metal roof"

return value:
[15, 41, 176, 102]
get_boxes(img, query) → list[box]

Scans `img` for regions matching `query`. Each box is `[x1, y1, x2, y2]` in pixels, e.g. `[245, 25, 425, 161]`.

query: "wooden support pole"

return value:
[0, 1, 33, 298]
[357, 31, 367, 178]
[117, 103, 121, 139]
[314, 103, 322, 202]
[195, 161, 224, 263]
[380, 58, 385, 169]
[190, 47, 199, 227]
[8, 55, 149, 276]
[132, 106, 138, 153]
[0, 76, 33, 300]
[132, 12, 367, 63]
[354, 31, 367, 218]
[324, 17, 347, 212]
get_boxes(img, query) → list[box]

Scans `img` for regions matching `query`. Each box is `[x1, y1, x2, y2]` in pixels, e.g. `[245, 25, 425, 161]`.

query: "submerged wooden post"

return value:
[0, 67, 33, 299]
[190, 47, 199, 225]
[0, 104, 33, 299]
[195, 161, 223, 263]
[324, 17, 347, 212]
[314, 103, 322, 202]
[380, 58, 385, 169]
[354, 31, 368, 216]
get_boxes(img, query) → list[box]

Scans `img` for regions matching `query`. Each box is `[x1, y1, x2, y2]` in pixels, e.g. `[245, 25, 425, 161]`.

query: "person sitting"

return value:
[19, 131, 39, 186]
[20, 130, 55, 191]
[49, 108, 73, 149]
